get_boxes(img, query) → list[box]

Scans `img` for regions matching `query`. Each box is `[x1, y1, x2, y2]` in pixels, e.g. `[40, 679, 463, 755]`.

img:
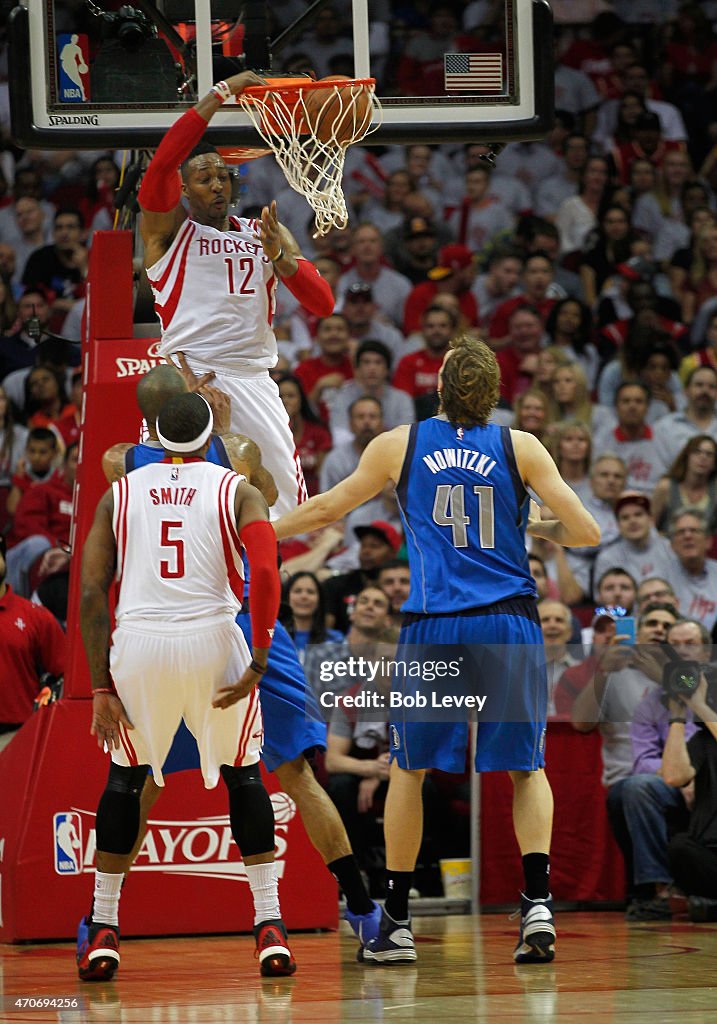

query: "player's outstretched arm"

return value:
[513, 431, 601, 548]
[80, 489, 133, 748]
[139, 71, 264, 258]
[274, 427, 408, 541]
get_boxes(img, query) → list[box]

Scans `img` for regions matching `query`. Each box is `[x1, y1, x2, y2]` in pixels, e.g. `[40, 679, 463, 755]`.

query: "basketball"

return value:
[270, 791, 297, 825]
[304, 75, 372, 145]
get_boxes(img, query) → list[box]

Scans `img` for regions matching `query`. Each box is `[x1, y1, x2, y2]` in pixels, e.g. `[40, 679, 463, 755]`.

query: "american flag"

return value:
[444, 53, 504, 92]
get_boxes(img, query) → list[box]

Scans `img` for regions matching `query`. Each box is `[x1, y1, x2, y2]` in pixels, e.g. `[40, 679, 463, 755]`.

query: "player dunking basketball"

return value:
[274, 335, 601, 965]
[138, 71, 335, 516]
[78, 392, 296, 981]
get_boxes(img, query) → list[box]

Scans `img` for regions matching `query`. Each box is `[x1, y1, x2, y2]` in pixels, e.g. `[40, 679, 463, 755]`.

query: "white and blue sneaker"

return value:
[513, 893, 556, 963]
[345, 900, 382, 945]
[357, 908, 417, 965]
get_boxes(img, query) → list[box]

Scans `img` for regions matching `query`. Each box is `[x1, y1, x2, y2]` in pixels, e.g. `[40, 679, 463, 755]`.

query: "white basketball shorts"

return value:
[108, 615, 262, 788]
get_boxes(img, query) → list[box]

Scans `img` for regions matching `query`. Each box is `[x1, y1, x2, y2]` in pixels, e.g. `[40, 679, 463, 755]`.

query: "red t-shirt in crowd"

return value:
[294, 354, 354, 422]
[611, 139, 685, 184]
[0, 586, 66, 724]
[27, 403, 76, 431]
[294, 355, 354, 398]
[495, 346, 536, 404]
[392, 349, 445, 399]
[489, 295, 557, 341]
[403, 282, 479, 335]
[553, 655, 599, 720]
[8, 473, 73, 548]
[295, 419, 333, 497]
[51, 412, 80, 449]
[598, 315, 689, 357]
[10, 466, 58, 501]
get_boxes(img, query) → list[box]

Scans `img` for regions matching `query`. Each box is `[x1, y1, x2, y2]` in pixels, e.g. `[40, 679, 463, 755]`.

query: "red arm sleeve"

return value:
[403, 283, 430, 334]
[391, 355, 415, 397]
[239, 520, 281, 650]
[138, 108, 209, 213]
[280, 259, 335, 317]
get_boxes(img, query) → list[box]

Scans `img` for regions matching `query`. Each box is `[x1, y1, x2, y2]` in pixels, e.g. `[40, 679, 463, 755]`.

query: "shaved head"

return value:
[136, 364, 188, 423]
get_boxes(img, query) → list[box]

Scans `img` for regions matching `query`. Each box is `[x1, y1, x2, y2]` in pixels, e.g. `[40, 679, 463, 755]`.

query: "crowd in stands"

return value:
[3, 1, 717, 911]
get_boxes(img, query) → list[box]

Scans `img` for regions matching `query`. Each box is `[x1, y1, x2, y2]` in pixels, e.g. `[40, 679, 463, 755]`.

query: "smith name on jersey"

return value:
[112, 459, 245, 624]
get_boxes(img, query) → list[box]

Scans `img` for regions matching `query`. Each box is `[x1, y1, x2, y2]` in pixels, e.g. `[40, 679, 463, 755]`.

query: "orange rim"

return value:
[241, 77, 376, 106]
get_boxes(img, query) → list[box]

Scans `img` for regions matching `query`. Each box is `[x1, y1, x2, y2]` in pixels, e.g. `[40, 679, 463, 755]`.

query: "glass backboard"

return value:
[8, 0, 553, 149]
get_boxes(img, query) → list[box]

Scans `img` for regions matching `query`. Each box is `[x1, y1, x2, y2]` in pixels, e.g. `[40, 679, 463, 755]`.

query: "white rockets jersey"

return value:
[145, 216, 279, 372]
[112, 459, 246, 623]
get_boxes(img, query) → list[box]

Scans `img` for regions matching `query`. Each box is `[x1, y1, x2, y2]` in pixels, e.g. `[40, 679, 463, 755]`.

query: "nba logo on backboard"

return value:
[57, 34, 90, 103]
[53, 812, 83, 874]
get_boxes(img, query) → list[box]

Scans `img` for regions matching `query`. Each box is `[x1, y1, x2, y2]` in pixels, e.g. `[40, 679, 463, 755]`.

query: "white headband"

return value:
[156, 396, 214, 454]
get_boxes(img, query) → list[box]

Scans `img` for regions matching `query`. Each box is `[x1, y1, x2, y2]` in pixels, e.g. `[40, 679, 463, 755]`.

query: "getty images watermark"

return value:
[317, 655, 489, 712]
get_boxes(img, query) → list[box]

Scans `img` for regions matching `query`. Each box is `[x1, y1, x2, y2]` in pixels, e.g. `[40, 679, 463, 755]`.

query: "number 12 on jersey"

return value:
[224, 257, 256, 296]
[432, 484, 495, 548]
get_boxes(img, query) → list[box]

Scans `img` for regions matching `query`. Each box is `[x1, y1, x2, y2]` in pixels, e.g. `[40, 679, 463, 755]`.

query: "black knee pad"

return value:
[105, 762, 150, 795]
[95, 763, 149, 855]
[221, 763, 274, 857]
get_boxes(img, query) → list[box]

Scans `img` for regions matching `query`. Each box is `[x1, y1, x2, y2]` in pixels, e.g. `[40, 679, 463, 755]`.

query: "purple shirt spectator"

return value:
[630, 685, 697, 775]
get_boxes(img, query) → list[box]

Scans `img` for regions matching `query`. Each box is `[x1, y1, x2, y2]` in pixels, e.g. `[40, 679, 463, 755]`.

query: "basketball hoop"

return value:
[237, 77, 381, 237]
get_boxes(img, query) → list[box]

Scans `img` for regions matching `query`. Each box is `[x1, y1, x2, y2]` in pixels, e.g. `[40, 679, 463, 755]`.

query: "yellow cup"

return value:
[439, 858, 472, 899]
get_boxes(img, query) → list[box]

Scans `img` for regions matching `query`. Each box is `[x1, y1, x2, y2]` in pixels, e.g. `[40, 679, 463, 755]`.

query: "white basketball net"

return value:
[237, 81, 381, 237]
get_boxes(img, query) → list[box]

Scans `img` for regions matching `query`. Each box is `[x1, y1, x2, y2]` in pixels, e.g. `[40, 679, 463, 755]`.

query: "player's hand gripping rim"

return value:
[91, 692, 134, 751]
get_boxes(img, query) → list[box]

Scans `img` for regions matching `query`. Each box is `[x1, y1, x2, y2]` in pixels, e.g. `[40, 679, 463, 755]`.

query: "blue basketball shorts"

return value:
[160, 615, 327, 775]
[389, 604, 547, 774]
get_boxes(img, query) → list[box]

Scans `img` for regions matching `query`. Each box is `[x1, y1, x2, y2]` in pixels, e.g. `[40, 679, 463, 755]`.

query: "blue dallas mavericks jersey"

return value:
[125, 437, 232, 472]
[396, 419, 536, 613]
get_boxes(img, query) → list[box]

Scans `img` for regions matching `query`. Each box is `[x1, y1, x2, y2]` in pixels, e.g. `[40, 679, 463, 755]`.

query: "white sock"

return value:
[93, 872, 124, 927]
[245, 862, 280, 926]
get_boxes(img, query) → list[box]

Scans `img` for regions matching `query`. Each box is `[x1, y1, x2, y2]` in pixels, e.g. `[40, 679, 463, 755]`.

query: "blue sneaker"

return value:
[345, 901, 382, 945]
[76, 915, 120, 981]
[357, 908, 417, 965]
[513, 893, 555, 964]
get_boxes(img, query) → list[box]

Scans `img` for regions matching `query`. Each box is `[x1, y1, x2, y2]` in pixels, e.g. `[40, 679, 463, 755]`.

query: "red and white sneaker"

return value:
[253, 919, 297, 977]
[76, 916, 120, 982]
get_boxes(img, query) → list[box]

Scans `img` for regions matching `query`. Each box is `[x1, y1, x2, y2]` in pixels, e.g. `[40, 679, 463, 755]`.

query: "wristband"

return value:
[269, 247, 284, 264]
[211, 80, 232, 103]
[250, 660, 267, 675]
[92, 688, 116, 696]
[669, 717, 686, 725]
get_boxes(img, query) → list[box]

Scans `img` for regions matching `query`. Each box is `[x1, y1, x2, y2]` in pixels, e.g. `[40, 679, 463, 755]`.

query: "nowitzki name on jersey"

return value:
[422, 448, 497, 476]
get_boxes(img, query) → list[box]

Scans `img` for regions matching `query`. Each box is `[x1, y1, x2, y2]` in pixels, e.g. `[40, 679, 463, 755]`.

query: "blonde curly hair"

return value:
[439, 333, 501, 426]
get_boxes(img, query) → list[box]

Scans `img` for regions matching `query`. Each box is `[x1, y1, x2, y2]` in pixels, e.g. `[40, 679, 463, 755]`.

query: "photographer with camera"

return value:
[662, 639, 717, 921]
[572, 602, 680, 911]
[619, 619, 707, 920]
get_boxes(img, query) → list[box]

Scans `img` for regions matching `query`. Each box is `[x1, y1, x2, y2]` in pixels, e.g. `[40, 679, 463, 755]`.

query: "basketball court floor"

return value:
[3, 911, 717, 1023]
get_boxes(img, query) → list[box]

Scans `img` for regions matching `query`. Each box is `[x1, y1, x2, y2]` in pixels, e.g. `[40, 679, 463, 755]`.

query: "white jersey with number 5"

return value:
[145, 216, 278, 372]
[112, 459, 246, 624]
